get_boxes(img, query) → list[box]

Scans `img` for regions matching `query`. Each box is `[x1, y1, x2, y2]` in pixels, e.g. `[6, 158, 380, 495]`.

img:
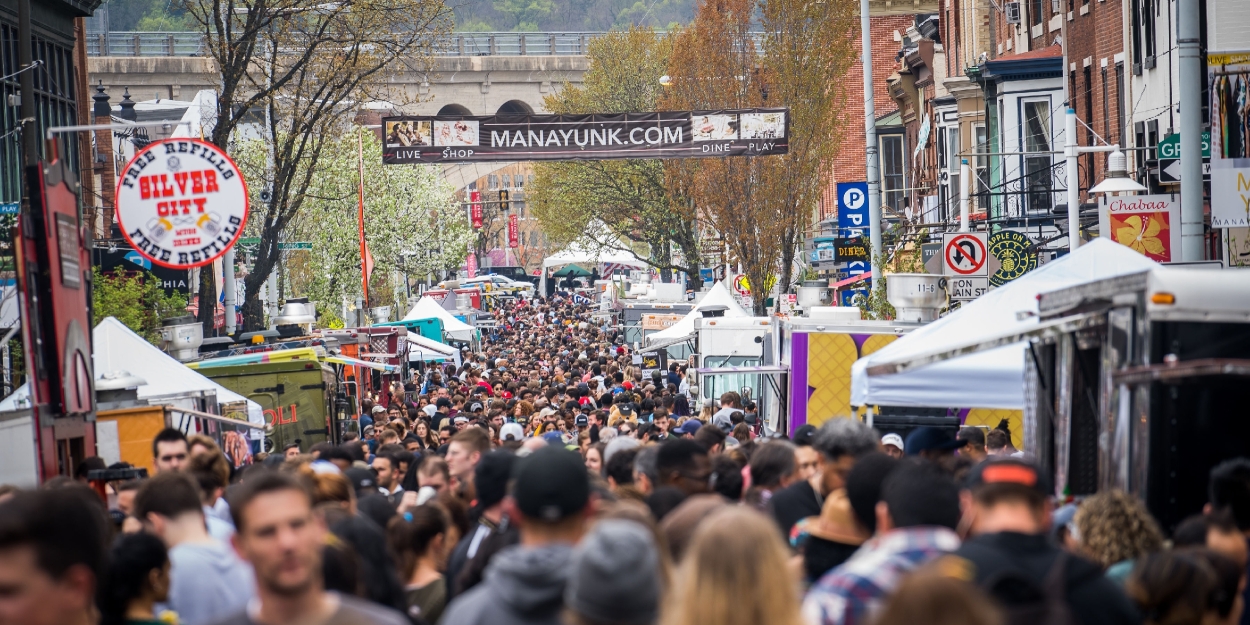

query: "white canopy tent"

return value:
[850, 239, 1158, 409]
[406, 331, 461, 365]
[539, 241, 648, 293]
[402, 297, 477, 342]
[0, 318, 265, 432]
[647, 281, 751, 343]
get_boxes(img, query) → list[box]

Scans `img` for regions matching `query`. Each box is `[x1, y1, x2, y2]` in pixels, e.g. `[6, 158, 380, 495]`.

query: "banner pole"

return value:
[358, 129, 369, 307]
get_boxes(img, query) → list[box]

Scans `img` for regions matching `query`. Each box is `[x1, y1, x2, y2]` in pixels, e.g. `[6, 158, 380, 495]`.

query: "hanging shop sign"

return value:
[988, 230, 1038, 286]
[381, 109, 789, 163]
[1209, 52, 1250, 228]
[115, 138, 249, 269]
[1098, 194, 1181, 262]
[834, 237, 869, 263]
[470, 191, 483, 229]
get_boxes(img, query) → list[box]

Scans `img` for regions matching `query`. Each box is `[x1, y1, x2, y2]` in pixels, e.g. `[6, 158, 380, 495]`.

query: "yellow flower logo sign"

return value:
[1110, 212, 1171, 261]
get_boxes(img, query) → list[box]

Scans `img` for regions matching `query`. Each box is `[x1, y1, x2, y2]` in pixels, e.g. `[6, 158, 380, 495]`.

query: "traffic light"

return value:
[499, 189, 510, 212]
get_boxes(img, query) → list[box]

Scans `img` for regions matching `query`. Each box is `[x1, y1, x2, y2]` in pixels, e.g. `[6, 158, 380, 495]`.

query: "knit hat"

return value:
[565, 520, 661, 625]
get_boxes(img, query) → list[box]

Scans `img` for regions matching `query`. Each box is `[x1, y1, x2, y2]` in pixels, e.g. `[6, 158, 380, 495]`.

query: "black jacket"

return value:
[953, 532, 1141, 625]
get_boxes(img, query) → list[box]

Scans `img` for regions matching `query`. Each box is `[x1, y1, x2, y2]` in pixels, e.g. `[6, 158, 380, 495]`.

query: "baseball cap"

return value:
[500, 422, 525, 442]
[903, 427, 967, 456]
[542, 431, 564, 444]
[575, 414, 589, 428]
[965, 457, 1052, 496]
[881, 433, 904, 450]
[792, 424, 818, 446]
[468, 401, 484, 413]
[343, 467, 377, 495]
[511, 446, 591, 521]
[371, 405, 387, 415]
[674, 420, 702, 435]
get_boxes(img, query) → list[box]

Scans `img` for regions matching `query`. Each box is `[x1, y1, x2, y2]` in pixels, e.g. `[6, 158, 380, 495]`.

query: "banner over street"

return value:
[381, 109, 789, 163]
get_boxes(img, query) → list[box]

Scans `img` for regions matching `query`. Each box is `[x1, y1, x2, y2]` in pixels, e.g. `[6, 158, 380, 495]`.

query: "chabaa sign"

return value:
[116, 138, 249, 269]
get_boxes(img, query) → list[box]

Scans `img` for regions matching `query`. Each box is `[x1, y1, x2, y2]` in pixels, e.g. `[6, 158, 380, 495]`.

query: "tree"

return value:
[180, 0, 451, 332]
[92, 268, 190, 343]
[662, 0, 856, 313]
[529, 28, 705, 288]
[236, 131, 472, 323]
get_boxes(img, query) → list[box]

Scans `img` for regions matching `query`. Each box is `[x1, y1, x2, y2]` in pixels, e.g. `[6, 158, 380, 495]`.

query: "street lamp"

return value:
[1063, 108, 1145, 251]
[1088, 149, 1148, 194]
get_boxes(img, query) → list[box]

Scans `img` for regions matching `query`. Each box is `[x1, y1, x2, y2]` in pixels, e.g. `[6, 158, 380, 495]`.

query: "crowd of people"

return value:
[2, 294, 1250, 625]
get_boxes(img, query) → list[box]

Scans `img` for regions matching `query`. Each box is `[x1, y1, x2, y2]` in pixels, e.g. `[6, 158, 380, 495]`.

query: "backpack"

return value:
[980, 552, 1074, 625]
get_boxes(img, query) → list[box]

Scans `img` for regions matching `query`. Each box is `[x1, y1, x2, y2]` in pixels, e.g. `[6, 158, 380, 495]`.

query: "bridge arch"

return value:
[496, 100, 534, 115]
[437, 103, 473, 116]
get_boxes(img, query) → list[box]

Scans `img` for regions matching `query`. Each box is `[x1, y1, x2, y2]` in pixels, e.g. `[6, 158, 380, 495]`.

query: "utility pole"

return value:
[1177, 0, 1204, 260]
[860, 0, 883, 291]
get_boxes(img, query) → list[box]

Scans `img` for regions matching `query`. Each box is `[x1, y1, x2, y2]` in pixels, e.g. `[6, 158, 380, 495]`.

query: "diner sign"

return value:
[381, 109, 789, 163]
[116, 138, 249, 269]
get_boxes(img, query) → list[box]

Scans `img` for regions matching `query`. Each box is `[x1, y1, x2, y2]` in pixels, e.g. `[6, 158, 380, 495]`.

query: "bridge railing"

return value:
[86, 31, 767, 57]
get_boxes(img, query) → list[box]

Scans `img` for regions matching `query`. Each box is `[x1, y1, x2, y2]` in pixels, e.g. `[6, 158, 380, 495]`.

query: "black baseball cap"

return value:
[511, 445, 590, 522]
[965, 457, 1052, 496]
[468, 401, 485, 413]
[792, 424, 818, 446]
[575, 414, 589, 428]
[904, 427, 968, 456]
[343, 467, 377, 495]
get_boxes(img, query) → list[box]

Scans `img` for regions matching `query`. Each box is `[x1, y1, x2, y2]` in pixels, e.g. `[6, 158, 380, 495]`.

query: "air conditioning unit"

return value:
[1004, 1, 1021, 24]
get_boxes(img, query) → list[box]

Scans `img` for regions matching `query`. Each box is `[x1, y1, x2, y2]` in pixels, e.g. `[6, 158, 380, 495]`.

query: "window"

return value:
[974, 124, 989, 208]
[488, 175, 499, 190]
[946, 127, 960, 222]
[1030, 0, 1044, 25]
[530, 231, 538, 246]
[880, 134, 906, 215]
[1102, 67, 1110, 140]
[1130, 0, 1156, 73]
[1084, 66, 1095, 189]
[516, 174, 525, 188]
[502, 174, 511, 188]
[518, 202, 525, 218]
[1022, 100, 1053, 214]
[1115, 63, 1125, 144]
[468, 181, 477, 191]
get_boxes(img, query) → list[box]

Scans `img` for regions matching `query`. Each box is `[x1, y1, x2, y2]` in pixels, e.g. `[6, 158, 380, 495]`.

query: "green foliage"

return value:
[855, 247, 929, 321]
[100, 0, 190, 30]
[234, 131, 470, 318]
[92, 268, 190, 343]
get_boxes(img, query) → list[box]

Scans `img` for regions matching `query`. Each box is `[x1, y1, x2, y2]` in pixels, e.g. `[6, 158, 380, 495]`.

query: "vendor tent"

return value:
[94, 318, 265, 428]
[0, 318, 265, 430]
[407, 331, 461, 365]
[402, 297, 476, 342]
[850, 239, 1157, 409]
[647, 281, 751, 342]
[540, 241, 648, 293]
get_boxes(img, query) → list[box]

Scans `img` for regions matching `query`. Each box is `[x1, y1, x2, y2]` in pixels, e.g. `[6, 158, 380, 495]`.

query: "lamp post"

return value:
[1063, 108, 1145, 251]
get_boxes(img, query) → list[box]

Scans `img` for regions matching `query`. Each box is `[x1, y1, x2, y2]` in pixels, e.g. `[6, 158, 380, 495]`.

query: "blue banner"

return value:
[836, 181, 869, 276]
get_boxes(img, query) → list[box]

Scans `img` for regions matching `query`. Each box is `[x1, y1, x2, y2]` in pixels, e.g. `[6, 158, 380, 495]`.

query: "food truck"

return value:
[1015, 266, 1250, 531]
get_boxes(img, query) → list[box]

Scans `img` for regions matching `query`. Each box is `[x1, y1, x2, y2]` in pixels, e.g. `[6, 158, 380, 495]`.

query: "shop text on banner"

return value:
[381, 109, 789, 163]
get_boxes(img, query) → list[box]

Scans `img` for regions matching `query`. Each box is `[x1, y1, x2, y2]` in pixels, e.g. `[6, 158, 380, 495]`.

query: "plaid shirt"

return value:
[802, 526, 961, 625]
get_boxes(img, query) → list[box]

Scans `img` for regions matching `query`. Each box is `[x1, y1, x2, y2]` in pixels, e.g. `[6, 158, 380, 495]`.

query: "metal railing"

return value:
[86, 31, 769, 57]
[85, 31, 605, 57]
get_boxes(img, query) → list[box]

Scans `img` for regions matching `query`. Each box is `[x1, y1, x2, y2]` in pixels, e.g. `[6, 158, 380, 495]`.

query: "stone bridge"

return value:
[86, 32, 593, 117]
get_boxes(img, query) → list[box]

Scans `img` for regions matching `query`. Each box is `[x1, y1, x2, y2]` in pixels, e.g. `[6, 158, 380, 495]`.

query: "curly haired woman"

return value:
[1074, 490, 1165, 585]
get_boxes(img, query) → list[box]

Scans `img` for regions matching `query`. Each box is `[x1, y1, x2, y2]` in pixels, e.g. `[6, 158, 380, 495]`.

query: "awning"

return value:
[170, 407, 267, 430]
[325, 356, 398, 372]
[639, 332, 696, 354]
[188, 347, 320, 370]
[832, 271, 872, 289]
[693, 365, 788, 375]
